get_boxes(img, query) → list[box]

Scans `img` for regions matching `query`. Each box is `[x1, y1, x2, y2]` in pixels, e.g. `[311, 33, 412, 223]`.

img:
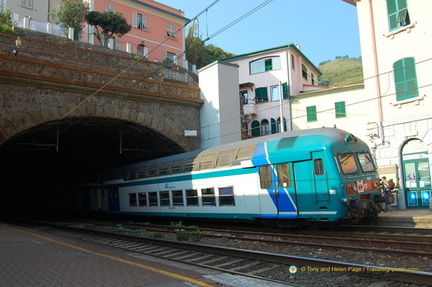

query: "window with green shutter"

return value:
[255, 87, 268, 103]
[393, 57, 418, 101]
[335, 101, 346, 118]
[282, 82, 289, 99]
[251, 120, 260, 137]
[387, 0, 410, 31]
[306, 106, 317, 122]
[302, 64, 308, 80]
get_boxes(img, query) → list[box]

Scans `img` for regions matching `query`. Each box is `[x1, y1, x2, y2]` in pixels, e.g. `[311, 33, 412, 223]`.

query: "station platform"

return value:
[0, 222, 287, 287]
[371, 208, 432, 228]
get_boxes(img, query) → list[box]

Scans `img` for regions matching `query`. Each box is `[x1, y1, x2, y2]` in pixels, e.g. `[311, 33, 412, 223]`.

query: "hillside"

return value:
[318, 57, 364, 87]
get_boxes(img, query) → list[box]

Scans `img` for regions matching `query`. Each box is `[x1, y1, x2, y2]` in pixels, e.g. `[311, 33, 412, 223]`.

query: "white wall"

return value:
[198, 61, 241, 149]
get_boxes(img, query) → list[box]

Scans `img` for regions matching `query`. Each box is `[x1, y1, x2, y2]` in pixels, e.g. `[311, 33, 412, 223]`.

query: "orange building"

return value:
[84, 0, 189, 67]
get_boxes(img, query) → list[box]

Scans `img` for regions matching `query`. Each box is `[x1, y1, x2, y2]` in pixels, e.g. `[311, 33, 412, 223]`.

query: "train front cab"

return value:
[256, 132, 384, 228]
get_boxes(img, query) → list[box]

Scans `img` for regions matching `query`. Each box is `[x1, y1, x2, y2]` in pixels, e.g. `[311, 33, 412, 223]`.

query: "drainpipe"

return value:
[285, 48, 292, 131]
[368, 0, 385, 145]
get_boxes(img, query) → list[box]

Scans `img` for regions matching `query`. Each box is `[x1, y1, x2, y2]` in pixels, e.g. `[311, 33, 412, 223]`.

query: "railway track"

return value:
[91, 221, 432, 257]
[14, 220, 432, 286]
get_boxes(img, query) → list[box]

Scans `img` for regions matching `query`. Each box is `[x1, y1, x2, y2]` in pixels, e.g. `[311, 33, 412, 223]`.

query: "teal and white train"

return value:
[88, 128, 386, 228]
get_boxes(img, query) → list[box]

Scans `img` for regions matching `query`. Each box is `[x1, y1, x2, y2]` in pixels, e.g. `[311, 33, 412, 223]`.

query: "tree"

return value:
[86, 11, 131, 47]
[185, 24, 234, 69]
[51, 0, 89, 40]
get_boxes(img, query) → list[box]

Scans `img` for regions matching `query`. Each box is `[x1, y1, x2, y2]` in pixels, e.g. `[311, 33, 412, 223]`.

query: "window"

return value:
[358, 152, 375, 173]
[158, 162, 170, 176]
[291, 54, 295, 70]
[302, 64, 308, 80]
[276, 163, 291, 188]
[129, 193, 137, 207]
[159, 191, 170, 206]
[166, 23, 176, 38]
[314, 159, 324, 176]
[137, 44, 148, 57]
[387, 0, 410, 31]
[148, 192, 158, 206]
[282, 82, 289, 99]
[171, 159, 183, 174]
[271, 86, 279, 101]
[137, 166, 147, 178]
[216, 149, 235, 168]
[335, 101, 346, 118]
[306, 106, 317, 122]
[184, 156, 198, 172]
[147, 164, 158, 177]
[271, 118, 277, 134]
[132, 12, 147, 30]
[255, 87, 268, 103]
[199, 152, 216, 170]
[277, 117, 286, 133]
[338, 153, 359, 175]
[219, 187, 235, 206]
[311, 74, 315, 85]
[261, 119, 270, 136]
[249, 56, 281, 74]
[236, 144, 256, 160]
[128, 168, 138, 180]
[104, 3, 116, 12]
[251, 120, 260, 137]
[138, 192, 147, 207]
[259, 165, 272, 189]
[393, 57, 418, 101]
[202, 188, 216, 206]
[186, 189, 198, 206]
[21, 0, 33, 9]
[241, 91, 248, 104]
[172, 190, 184, 206]
[163, 51, 177, 66]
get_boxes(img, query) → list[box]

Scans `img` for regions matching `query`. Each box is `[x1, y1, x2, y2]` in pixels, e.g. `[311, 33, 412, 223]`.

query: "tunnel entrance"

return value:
[0, 117, 186, 215]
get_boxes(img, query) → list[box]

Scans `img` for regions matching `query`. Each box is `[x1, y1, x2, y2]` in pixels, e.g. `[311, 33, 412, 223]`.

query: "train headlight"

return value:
[373, 181, 380, 188]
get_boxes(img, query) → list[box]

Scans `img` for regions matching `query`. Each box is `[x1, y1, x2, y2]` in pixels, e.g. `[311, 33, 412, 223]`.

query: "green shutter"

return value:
[282, 82, 289, 99]
[387, 0, 409, 30]
[335, 101, 346, 118]
[271, 118, 277, 134]
[393, 57, 418, 101]
[306, 106, 317, 122]
[251, 120, 260, 137]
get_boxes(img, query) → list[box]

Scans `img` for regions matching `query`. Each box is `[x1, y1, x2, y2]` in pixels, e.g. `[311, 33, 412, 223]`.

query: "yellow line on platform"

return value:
[3, 225, 214, 287]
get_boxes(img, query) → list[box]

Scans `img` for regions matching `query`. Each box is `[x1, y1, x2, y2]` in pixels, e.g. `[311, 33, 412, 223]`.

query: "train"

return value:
[84, 128, 388, 228]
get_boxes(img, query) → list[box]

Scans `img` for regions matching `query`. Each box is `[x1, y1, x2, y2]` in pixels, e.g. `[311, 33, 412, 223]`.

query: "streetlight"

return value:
[13, 36, 22, 56]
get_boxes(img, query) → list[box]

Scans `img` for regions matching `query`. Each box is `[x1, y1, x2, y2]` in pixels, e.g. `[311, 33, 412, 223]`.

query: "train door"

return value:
[259, 164, 298, 219]
[293, 151, 330, 218]
[107, 187, 120, 213]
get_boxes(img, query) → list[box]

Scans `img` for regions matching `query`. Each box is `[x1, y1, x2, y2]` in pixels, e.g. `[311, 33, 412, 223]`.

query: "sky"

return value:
[156, 0, 361, 66]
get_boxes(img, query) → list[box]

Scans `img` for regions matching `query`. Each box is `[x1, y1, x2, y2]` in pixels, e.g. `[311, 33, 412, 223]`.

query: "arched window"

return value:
[251, 120, 260, 137]
[261, 119, 270, 136]
[271, 118, 277, 134]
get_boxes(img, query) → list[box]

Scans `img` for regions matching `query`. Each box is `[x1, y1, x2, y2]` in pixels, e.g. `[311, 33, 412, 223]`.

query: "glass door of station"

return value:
[403, 152, 431, 208]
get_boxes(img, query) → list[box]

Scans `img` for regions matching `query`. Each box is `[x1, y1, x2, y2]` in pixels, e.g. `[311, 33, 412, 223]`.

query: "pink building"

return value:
[85, 0, 189, 67]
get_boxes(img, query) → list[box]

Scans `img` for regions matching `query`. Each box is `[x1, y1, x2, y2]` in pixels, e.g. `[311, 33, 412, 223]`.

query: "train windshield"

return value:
[338, 152, 376, 174]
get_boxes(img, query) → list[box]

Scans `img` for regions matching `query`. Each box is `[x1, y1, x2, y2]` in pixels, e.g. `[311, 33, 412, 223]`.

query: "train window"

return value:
[158, 162, 170, 176]
[358, 152, 375, 172]
[147, 164, 158, 177]
[186, 189, 198, 206]
[148, 192, 158, 206]
[199, 152, 216, 170]
[219, 187, 235, 206]
[259, 165, 272, 189]
[236, 144, 256, 160]
[137, 166, 147, 178]
[159, 191, 170, 206]
[172, 190, 184, 206]
[216, 149, 235, 168]
[314, 159, 324, 176]
[128, 193, 137, 207]
[276, 164, 291, 187]
[128, 168, 138, 180]
[171, 159, 183, 174]
[184, 156, 198, 173]
[202, 188, 216, 206]
[138, 192, 147, 207]
[338, 153, 359, 174]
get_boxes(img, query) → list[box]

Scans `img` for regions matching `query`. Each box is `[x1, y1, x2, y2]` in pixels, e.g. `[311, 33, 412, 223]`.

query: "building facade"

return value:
[221, 44, 322, 138]
[4, 0, 189, 67]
